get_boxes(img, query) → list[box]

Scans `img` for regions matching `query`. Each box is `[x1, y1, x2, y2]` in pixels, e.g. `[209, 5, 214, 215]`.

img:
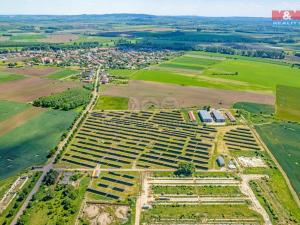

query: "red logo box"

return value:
[272, 10, 300, 20]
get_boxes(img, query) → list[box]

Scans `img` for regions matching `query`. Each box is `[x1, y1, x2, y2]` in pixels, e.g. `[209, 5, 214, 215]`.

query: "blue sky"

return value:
[0, 0, 300, 17]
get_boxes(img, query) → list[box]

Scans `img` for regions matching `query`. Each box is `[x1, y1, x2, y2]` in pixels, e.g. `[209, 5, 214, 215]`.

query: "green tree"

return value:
[174, 162, 195, 177]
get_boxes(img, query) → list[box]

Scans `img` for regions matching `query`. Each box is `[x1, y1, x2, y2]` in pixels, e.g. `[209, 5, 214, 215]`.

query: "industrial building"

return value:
[188, 111, 196, 122]
[211, 110, 226, 123]
[217, 156, 225, 167]
[198, 110, 213, 123]
[225, 111, 236, 123]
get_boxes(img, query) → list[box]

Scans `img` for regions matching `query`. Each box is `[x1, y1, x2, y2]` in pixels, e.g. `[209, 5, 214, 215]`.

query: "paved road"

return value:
[10, 68, 100, 225]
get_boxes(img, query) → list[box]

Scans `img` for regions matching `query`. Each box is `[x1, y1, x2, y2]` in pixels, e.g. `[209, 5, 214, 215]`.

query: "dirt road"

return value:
[240, 175, 272, 225]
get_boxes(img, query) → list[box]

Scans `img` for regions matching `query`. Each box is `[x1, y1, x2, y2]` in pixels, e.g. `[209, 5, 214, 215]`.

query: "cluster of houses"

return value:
[0, 48, 178, 71]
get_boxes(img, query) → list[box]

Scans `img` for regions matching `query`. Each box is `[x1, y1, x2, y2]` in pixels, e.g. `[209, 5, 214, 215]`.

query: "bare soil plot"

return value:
[0, 107, 45, 137]
[81, 203, 129, 225]
[103, 80, 275, 110]
[1, 67, 59, 77]
[0, 36, 9, 41]
[0, 76, 81, 103]
[40, 34, 79, 43]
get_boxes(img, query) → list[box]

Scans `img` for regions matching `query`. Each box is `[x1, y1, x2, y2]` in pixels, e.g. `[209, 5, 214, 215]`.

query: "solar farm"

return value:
[55, 108, 300, 225]
[224, 127, 261, 152]
[86, 171, 140, 201]
[60, 110, 217, 170]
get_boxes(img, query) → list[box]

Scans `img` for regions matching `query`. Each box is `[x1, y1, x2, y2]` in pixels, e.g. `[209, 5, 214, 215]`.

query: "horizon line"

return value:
[0, 13, 271, 19]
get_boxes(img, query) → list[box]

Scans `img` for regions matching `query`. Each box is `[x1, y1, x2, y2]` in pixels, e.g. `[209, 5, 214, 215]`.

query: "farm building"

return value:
[225, 111, 236, 123]
[216, 156, 225, 167]
[198, 110, 213, 123]
[211, 110, 225, 123]
[188, 111, 196, 122]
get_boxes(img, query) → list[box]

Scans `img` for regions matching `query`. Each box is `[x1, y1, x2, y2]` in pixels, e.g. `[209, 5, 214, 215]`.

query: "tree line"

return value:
[199, 46, 285, 59]
[33, 88, 91, 111]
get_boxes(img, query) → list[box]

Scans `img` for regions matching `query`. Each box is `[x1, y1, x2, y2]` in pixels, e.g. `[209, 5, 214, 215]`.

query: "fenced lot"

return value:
[60, 110, 217, 170]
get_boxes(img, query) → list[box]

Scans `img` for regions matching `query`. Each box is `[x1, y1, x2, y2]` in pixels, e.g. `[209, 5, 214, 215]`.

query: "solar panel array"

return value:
[62, 111, 217, 170]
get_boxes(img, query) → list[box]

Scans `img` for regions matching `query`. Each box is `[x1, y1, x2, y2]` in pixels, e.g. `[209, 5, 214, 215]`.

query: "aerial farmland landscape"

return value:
[0, 1, 300, 225]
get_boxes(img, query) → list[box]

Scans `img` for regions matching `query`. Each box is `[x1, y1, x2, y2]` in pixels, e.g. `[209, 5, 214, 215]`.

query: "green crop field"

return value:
[94, 96, 129, 110]
[276, 85, 300, 122]
[158, 54, 221, 71]
[0, 110, 77, 179]
[108, 69, 138, 77]
[142, 204, 263, 224]
[128, 51, 300, 93]
[255, 122, 300, 198]
[233, 102, 275, 114]
[133, 69, 204, 86]
[0, 71, 25, 84]
[9, 34, 47, 42]
[152, 185, 242, 196]
[0, 100, 31, 122]
[76, 35, 122, 46]
[46, 69, 79, 79]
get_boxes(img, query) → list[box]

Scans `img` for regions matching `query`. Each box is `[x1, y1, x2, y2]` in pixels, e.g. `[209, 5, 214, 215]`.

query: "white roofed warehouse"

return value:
[211, 110, 226, 123]
[198, 110, 213, 123]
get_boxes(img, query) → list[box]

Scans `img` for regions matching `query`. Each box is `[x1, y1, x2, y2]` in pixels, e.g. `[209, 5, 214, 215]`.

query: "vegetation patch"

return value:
[153, 185, 241, 196]
[141, 204, 263, 224]
[9, 34, 47, 42]
[94, 96, 129, 110]
[0, 110, 77, 179]
[33, 88, 91, 110]
[0, 100, 31, 122]
[19, 173, 89, 225]
[255, 122, 300, 198]
[131, 51, 300, 92]
[276, 85, 300, 122]
[233, 102, 275, 115]
[0, 172, 41, 225]
[46, 69, 79, 80]
[0, 71, 25, 84]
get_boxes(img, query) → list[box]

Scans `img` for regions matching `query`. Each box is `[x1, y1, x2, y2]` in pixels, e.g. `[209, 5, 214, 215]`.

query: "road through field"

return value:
[10, 67, 100, 225]
[240, 175, 272, 225]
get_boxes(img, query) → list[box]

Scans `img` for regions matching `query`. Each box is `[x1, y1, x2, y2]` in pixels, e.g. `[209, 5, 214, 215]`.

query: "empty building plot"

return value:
[60, 110, 216, 170]
[224, 127, 261, 151]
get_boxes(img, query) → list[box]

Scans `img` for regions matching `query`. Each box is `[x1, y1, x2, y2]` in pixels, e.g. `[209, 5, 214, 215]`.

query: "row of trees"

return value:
[2, 173, 40, 225]
[33, 88, 91, 111]
[200, 46, 285, 59]
[23, 42, 100, 51]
